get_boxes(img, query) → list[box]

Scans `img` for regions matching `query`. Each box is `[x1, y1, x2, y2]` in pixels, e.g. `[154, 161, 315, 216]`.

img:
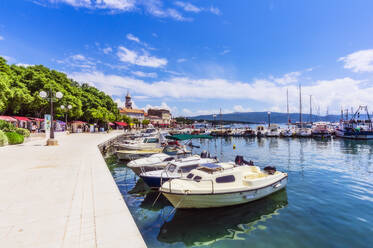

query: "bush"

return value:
[0, 120, 16, 132]
[5, 132, 24, 145]
[16, 128, 30, 138]
[0, 130, 8, 146]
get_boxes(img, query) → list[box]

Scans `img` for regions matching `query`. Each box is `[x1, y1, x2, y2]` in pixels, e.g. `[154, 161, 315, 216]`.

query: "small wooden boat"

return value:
[160, 162, 287, 208]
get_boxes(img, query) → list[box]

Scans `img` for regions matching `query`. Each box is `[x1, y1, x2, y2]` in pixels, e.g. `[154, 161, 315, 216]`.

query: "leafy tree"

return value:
[142, 119, 150, 126]
[0, 56, 120, 124]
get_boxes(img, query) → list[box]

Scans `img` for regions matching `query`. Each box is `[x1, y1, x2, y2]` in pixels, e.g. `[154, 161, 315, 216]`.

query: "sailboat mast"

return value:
[299, 84, 302, 126]
[287, 88, 290, 126]
[309, 95, 312, 124]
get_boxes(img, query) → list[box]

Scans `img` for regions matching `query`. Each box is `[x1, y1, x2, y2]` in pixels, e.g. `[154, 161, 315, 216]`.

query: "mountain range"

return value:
[189, 112, 343, 124]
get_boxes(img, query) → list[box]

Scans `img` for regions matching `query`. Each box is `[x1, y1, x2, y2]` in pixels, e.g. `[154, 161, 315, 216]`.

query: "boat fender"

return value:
[233, 144, 236, 149]
[264, 166, 276, 175]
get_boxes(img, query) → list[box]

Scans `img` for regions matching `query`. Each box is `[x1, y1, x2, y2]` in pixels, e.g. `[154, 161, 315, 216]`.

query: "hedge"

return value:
[0, 120, 16, 132]
[16, 128, 30, 138]
[5, 132, 24, 145]
[0, 130, 8, 146]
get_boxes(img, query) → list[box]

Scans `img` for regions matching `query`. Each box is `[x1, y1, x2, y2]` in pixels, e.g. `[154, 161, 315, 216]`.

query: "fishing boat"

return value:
[335, 105, 373, 140]
[160, 160, 287, 208]
[311, 122, 331, 138]
[116, 148, 163, 160]
[140, 156, 218, 188]
[265, 124, 280, 137]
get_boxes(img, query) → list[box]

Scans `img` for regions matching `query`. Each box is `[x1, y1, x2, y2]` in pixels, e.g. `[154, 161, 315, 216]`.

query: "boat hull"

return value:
[140, 175, 177, 188]
[162, 177, 287, 208]
[335, 129, 373, 140]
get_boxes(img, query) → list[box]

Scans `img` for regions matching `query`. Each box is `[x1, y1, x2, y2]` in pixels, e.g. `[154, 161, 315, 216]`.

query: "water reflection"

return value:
[140, 191, 172, 211]
[157, 189, 288, 247]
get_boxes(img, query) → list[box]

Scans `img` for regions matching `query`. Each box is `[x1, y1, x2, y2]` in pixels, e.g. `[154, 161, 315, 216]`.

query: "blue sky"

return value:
[1, 0, 373, 116]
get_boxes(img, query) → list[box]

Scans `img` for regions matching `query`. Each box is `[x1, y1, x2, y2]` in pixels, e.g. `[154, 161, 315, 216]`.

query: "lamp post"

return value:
[267, 111, 271, 128]
[40, 90, 63, 146]
[60, 104, 72, 131]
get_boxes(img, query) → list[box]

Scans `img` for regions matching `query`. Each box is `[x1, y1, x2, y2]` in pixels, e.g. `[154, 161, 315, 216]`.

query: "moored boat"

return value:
[311, 122, 331, 138]
[116, 148, 163, 160]
[140, 156, 218, 188]
[160, 161, 288, 208]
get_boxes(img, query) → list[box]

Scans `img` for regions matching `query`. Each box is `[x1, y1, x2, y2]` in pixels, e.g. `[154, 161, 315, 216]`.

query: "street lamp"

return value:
[40, 90, 63, 145]
[60, 104, 72, 131]
[267, 111, 271, 128]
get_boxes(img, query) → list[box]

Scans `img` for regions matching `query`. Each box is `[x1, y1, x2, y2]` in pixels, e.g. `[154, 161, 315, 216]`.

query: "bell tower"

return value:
[125, 90, 132, 109]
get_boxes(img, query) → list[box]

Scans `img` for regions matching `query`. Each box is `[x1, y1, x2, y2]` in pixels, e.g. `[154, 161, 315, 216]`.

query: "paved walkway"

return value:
[0, 132, 146, 248]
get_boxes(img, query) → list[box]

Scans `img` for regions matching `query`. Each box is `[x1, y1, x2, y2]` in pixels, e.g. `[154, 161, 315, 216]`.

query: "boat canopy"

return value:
[166, 134, 213, 140]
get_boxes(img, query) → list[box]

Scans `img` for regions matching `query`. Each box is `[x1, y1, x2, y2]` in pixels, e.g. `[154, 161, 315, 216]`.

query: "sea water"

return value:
[107, 137, 373, 248]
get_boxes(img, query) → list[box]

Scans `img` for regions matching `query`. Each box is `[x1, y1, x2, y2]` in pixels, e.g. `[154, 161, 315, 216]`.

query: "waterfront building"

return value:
[119, 91, 145, 121]
[147, 108, 172, 126]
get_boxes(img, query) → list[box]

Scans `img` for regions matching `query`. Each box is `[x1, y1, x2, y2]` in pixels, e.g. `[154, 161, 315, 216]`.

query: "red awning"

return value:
[114, 121, 128, 127]
[13, 116, 31, 121]
[71, 121, 87, 124]
[108, 122, 115, 126]
[0, 116, 17, 122]
[29, 117, 44, 122]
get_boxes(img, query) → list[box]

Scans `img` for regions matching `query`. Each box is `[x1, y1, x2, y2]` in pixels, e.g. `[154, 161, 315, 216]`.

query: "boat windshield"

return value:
[144, 138, 159, 143]
[178, 164, 199, 173]
[167, 164, 177, 173]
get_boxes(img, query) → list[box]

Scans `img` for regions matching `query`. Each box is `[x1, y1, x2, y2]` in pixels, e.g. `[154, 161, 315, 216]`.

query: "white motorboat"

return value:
[265, 124, 280, 137]
[119, 136, 162, 150]
[116, 148, 163, 160]
[296, 128, 312, 137]
[256, 125, 266, 137]
[160, 162, 287, 208]
[281, 128, 294, 137]
[127, 147, 192, 175]
[140, 156, 218, 188]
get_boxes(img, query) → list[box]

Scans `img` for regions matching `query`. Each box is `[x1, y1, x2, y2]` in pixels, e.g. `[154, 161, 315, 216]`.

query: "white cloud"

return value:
[70, 70, 373, 115]
[71, 54, 86, 61]
[117, 46, 167, 68]
[131, 71, 158, 78]
[44, 0, 136, 11]
[270, 71, 301, 85]
[339, 49, 373, 72]
[233, 105, 252, 113]
[142, 0, 190, 21]
[174, 1, 221, 15]
[0, 36, 4, 40]
[126, 33, 140, 43]
[220, 49, 230, 55]
[174, 1, 201, 13]
[209, 6, 221, 15]
[55, 54, 95, 69]
[0, 55, 14, 62]
[177, 58, 187, 63]
[16, 63, 34, 67]
[102, 47, 113, 54]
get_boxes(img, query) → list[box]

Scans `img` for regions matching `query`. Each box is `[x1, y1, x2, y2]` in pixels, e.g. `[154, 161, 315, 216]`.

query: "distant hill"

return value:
[189, 112, 342, 123]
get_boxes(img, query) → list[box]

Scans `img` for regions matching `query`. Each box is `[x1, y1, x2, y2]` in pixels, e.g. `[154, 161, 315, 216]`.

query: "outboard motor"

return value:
[235, 155, 254, 166]
[264, 166, 276, 175]
[235, 155, 244, 165]
[201, 151, 208, 158]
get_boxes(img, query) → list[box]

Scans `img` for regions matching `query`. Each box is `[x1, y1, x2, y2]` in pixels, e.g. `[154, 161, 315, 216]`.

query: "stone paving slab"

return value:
[0, 132, 146, 248]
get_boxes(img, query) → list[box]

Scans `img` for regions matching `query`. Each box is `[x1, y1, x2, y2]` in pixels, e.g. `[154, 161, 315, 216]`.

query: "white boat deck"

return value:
[0, 132, 146, 248]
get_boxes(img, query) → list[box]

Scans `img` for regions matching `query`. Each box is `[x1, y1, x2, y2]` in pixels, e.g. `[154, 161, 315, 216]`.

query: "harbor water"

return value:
[107, 137, 373, 248]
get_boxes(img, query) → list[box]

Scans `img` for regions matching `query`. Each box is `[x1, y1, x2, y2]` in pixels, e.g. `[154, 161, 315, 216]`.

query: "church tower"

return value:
[125, 90, 132, 109]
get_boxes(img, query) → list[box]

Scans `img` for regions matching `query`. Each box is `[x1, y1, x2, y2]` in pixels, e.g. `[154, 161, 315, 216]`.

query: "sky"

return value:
[1, 0, 373, 116]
